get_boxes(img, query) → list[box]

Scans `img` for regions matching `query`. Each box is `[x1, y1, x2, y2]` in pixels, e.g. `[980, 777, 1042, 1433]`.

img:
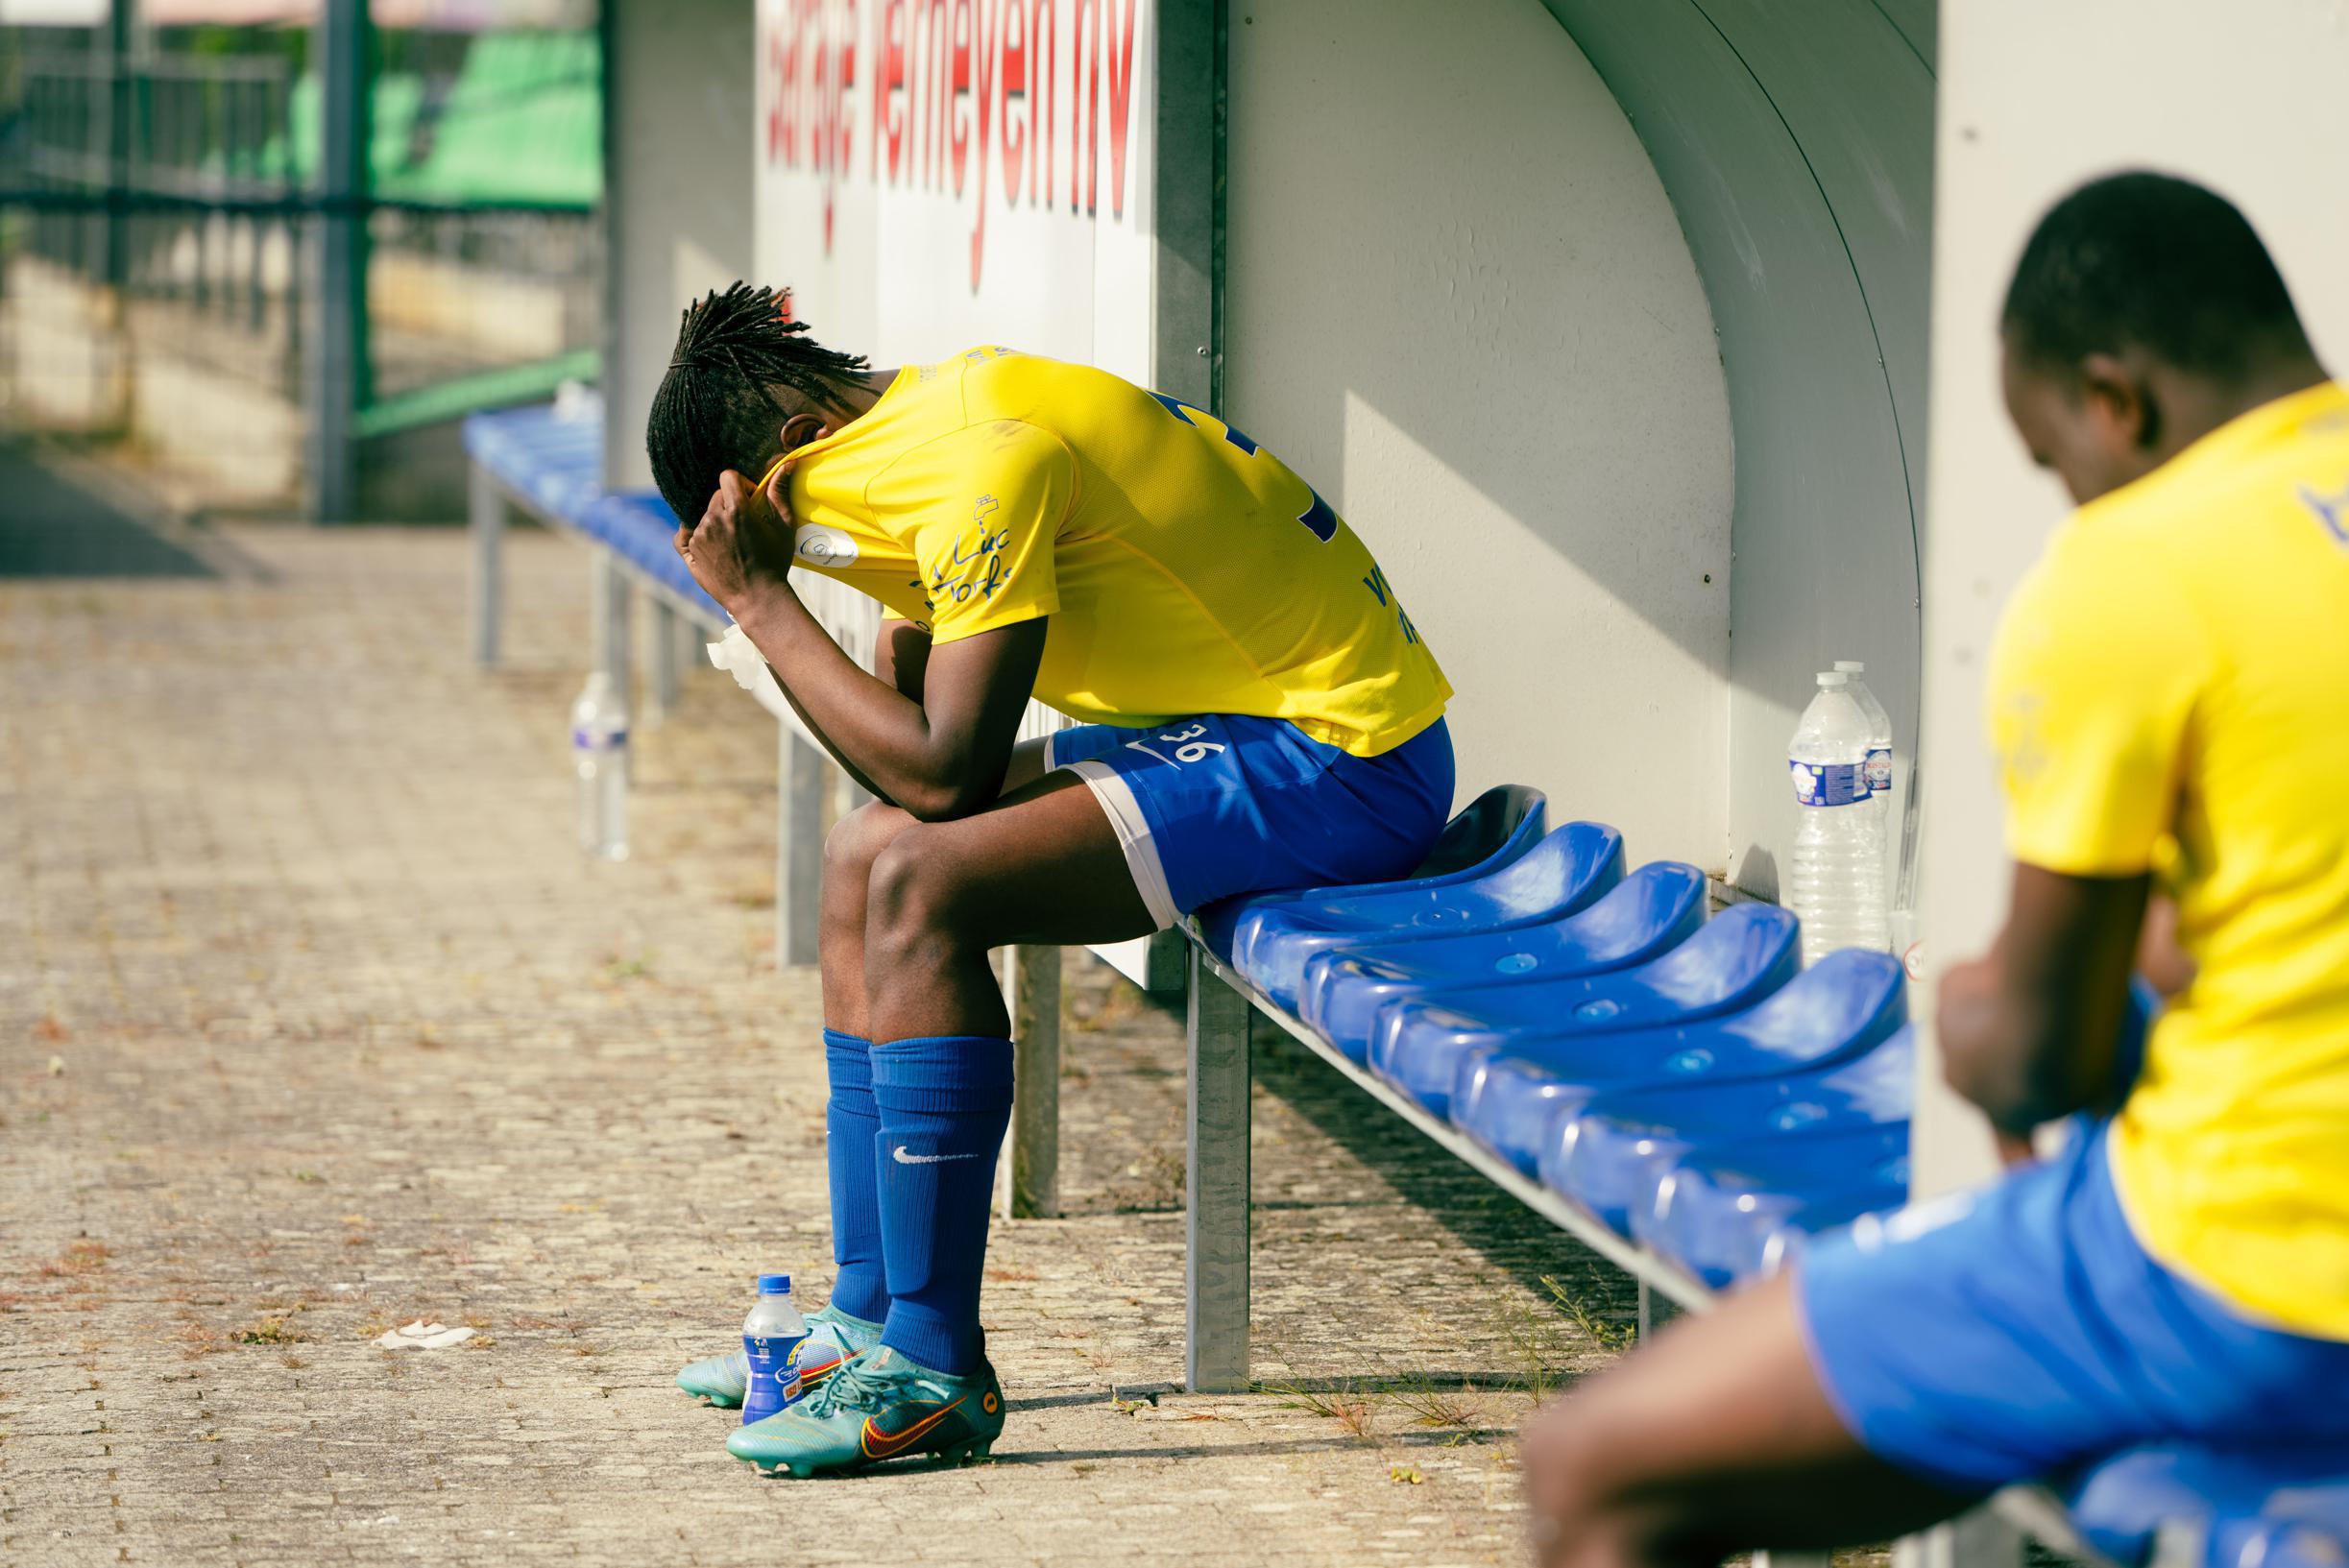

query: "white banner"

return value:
[754, 0, 1156, 386]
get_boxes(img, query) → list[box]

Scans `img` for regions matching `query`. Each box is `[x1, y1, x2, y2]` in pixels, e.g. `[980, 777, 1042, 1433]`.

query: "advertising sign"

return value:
[755, 0, 1156, 384]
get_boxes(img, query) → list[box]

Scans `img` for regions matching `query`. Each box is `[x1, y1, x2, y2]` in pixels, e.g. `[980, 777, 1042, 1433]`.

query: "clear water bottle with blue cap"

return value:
[740, 1273, 808, 1424]
[1787, 670, 1889, 964]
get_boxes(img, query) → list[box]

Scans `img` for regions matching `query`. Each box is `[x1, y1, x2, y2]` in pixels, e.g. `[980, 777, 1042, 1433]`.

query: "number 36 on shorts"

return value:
[1124, 723, 1228, 768]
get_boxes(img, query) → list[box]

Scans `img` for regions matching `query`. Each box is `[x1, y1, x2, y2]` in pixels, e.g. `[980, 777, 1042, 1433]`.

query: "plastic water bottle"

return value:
[741, 1273, 809, 1424]
[1834, 661, 1894, 812]
[1787, 671, 1888, 964]
[570, 672, 628, 861]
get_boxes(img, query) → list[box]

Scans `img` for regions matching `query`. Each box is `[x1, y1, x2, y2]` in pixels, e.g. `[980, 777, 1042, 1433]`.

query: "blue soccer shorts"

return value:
[1797, 1123, 2349, 1494]
[1045, 713, 1455, 929]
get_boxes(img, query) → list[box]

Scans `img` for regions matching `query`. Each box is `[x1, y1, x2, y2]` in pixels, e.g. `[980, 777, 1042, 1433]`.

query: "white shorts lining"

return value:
[1064, 758, 1181, 931]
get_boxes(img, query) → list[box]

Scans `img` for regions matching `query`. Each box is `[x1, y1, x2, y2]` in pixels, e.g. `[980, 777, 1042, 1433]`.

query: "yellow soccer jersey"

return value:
[1987, 379, 2349, 1338]
[774, 347, 1451, 758]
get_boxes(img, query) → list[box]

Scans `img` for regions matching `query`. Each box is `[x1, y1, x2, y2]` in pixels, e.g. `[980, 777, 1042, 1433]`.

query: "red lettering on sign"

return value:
[1033, 0, 1053, 210]
[1103, 0, 1134, 218]
[763, 0, 1142, 274]
[967, 0, 998, 288]
[998, 0, 1026, 205]
[1069, 0, 1095, 214]
[877, 0, 906, 181]
[949, 0, 972, 196]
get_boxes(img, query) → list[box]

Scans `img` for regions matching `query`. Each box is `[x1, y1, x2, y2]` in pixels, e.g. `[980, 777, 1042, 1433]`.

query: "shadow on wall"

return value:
[1225, 0, 1736, 867]
[1540, 0, 1936, 901]
[1225, 0, 1935, 898]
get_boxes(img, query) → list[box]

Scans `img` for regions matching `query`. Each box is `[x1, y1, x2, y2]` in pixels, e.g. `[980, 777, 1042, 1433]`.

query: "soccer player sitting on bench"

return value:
[650, 287, 1456, 1476]
[1518, 172, 2349, 1564]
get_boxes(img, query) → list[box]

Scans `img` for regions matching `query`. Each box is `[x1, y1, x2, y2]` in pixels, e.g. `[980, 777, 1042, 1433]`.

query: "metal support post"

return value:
[1891, 1509, 2024, 1568]
[674, 609, 706, 690]
[468, 466, 504, 667]
[1185, 948, 1251, 1393]
[590, 555, 633, 696]
[1004, 944, 1062, 1220]
[646, 600, 681, 723]
[304, 0, 372, 524]
[1636, 1278, 1682, 1340]
[774, 731, 826, 968]
[103, 0, 134, 292]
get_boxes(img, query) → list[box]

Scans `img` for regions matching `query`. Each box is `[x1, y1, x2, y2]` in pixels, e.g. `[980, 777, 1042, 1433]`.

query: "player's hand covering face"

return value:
[678, 467, 798, 615]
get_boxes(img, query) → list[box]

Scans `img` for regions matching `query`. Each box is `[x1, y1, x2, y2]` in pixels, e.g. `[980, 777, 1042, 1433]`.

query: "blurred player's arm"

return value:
[1937, 862, 2148, 1142]
[1953, 520, 2203, 1153]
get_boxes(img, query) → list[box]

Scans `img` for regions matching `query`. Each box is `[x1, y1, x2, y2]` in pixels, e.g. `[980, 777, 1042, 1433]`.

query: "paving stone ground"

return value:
[0, 489, 1645, 1566]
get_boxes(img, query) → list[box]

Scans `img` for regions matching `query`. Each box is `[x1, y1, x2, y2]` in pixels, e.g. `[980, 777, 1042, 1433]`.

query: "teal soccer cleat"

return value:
[676, 1349, 748, 1408]
[677, 1303, 882, 1410]
[725, 1346, 1005, 1477]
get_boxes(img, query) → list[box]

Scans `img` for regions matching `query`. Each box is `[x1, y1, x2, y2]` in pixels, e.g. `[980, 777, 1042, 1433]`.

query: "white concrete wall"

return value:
[1915, 0, 2349, 1191]
[602, 0, 759, 491]
[1223, 0, 1733, 867]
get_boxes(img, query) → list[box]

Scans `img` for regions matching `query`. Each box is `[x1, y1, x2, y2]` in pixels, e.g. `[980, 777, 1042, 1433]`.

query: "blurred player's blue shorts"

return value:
[1798, 1123, 2349, 1494]
[1046, 713, 1453, 929]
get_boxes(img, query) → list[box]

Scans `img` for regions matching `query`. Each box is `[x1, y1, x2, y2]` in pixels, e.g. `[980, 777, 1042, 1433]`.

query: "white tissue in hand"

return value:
[708, 625, 794, 724]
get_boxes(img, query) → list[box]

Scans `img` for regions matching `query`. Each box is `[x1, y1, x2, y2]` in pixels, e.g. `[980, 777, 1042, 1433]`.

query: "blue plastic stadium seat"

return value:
[579, 491, 726, 621]
[462, 398, 605, 526]
[1192, 784, 1546, 965]
[2061, 1443, 2349, 1568]
[1590, 1023, 1913, 1278]
[1374, 901, 1800, 1123]
[1635, 1124, 1909, 1289]
[1229, 820, 1624, 1017]
[1535, 950, 1908, 1230]
[1296, 860, 1707, 1058]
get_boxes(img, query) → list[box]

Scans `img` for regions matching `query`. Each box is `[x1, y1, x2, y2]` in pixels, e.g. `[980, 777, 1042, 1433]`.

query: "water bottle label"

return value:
[741, 1331, 809, 1422]
[1865, 746, 1893, 796]
[1790, 759, 1868, 807]
[571, 728, 630, 752]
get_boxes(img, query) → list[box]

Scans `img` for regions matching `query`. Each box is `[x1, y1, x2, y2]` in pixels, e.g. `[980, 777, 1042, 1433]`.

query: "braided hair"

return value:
[645, 283, 872, 525]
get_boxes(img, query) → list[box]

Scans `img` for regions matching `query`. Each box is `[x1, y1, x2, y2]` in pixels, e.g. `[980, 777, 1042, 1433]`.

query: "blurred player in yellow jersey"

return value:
[644, 288, 1454, 1475]
[1517, 172, 2349, 1564]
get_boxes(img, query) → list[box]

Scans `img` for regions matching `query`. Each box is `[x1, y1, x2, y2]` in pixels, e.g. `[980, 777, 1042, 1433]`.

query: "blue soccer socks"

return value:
[822, 1029, 893, 1323]
[868, 1034, 1015, 1377]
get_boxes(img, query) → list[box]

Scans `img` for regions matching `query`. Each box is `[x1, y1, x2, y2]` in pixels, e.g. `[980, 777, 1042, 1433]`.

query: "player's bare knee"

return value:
[824, 801, 914, 891]
[864, 829, 985, 965]
[1520, 1398, 1641, 1532]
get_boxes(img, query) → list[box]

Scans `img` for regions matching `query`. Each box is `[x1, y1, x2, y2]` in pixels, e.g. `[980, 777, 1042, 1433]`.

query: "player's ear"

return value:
[2076, 351, 2159, 452]
[778, 412, 831, 455]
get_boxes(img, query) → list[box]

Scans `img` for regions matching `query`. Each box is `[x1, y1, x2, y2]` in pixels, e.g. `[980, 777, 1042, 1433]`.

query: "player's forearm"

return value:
[1938, 948, 2130, 1137]
[1937, 955, 2083, 1136]
[733, 589, 994, 819]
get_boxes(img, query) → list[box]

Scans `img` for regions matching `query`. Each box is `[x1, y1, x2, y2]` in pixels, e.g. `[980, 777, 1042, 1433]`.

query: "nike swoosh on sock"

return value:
[891, 1146, 984, 1165]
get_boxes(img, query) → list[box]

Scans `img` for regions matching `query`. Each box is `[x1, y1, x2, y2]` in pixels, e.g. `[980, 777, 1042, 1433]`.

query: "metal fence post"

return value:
[774, 731, 826, 968]
[1186, 946, 1251, 1393]
[1005, 944, 1062, 1219]
[303, 0, 371, 524]
[645, 600, 680, 722]
[469, 465, 504, 667]
[591, 554, 633, 696]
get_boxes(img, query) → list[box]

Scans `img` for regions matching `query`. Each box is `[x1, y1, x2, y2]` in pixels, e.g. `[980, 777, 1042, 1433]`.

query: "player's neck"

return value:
[829, 369, 900, 426]
[2159, 353, 2331, 456]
